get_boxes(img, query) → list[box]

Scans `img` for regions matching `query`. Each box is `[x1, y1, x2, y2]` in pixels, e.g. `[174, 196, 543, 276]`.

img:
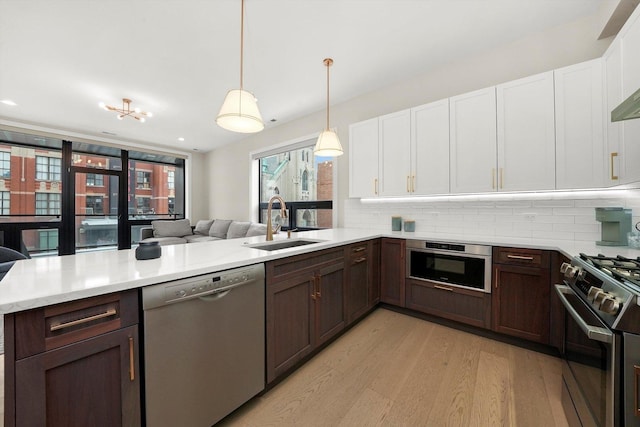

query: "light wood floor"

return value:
[220, 308, 568, 427]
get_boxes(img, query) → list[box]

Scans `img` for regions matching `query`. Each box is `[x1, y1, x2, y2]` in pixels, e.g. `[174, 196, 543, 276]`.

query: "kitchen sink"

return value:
[248, 239, 325, 251]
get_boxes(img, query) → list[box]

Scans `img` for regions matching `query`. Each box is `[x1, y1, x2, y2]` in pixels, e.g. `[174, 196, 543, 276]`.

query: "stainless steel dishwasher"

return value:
[142, 263, 265, 427]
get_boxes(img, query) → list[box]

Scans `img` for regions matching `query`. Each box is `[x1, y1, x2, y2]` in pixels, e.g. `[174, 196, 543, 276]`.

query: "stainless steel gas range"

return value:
[557, 253, 640, 427]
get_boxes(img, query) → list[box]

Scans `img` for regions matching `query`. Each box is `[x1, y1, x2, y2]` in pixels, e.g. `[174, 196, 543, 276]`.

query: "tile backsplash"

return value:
[343, 189, 640, 242]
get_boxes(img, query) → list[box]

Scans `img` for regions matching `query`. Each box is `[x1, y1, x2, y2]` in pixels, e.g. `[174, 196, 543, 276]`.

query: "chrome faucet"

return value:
[266, 195, 287, 241]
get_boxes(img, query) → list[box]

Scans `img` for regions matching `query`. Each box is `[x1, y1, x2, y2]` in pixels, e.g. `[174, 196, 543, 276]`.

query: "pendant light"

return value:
[216, 0, 264, 133]
[314, 58, 343, 157]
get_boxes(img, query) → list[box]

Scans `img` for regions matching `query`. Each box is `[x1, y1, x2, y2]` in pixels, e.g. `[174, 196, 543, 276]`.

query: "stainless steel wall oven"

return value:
[406, 240, 492, 293]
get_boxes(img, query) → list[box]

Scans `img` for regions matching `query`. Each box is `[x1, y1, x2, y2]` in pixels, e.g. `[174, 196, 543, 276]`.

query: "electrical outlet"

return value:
[524, 214, 536, 222]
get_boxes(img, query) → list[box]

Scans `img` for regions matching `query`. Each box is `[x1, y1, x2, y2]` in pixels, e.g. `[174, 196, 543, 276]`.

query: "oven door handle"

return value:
[555, 284, 613, 344]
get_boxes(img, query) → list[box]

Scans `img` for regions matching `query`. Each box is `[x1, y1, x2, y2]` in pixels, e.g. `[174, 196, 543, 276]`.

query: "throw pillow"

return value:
[209, 219, 233, 238]
[227, 221, 251, 239]
[245, 223, 267, 237]
[193, 219, 214, 236]
[152, 219, 192, 238]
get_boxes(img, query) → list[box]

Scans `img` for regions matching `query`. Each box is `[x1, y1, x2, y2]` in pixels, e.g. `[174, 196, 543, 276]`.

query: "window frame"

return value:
[35, 192, 61, 215]
[86, 173, 104, 187]
[35, 155, 62, 181]
[0, 151, 10, 179]
[254, 136, 336, 231]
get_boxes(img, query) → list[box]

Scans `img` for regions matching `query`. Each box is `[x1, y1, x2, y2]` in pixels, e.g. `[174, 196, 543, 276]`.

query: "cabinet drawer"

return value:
[13, 289, 139, 359]
[494, 247, 550, 268]
[405, 279, 491, 329]
[267, 248, 344, 283]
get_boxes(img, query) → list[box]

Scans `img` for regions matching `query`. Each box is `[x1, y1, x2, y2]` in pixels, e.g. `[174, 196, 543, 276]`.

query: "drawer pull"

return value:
[129, 336, 135, 382]
[434, 284, 453, 292]
[354, 257, 367, 264]
[310, 277, 317, 300]
[353, 246, 367, 253]
[611, 152, 619, 181]
[50, 308, 117, 332]
[506, 255, 534, 261]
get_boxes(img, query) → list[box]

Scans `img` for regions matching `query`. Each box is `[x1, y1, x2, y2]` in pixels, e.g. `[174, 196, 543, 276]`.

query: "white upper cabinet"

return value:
[349, 117, 379, 198]
[497, 71, 556, 191]
[450, 87, 497, 194]
[378, 110, 411, 196]
[554, 59, 604, 189]
[603, 39, 623, 185]
[620, 6, 640, 184]
[411, 99, 450, 195]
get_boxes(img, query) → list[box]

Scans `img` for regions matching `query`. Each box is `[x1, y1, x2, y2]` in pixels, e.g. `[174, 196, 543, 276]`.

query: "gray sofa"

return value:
[139, 219, 268, 246]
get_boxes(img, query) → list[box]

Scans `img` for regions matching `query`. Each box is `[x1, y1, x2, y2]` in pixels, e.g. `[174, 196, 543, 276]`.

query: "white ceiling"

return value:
[0, 0, 602, 153]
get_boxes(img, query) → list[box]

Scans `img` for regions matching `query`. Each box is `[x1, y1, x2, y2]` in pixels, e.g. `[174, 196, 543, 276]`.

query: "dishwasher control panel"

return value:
[141, 264, 265, 309]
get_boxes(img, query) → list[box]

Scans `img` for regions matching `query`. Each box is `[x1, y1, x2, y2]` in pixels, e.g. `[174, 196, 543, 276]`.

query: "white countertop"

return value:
[2, 227, 640, 314]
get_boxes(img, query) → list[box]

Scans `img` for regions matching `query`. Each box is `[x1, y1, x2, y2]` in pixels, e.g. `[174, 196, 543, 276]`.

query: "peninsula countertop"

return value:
[2, 227, 640, 314]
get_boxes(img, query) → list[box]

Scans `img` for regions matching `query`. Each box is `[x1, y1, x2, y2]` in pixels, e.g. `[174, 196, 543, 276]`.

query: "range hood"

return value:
[612, 87, 640, 122]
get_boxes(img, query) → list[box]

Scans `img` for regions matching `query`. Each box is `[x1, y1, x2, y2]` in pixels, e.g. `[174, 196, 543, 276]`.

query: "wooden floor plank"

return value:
[469, 350, 512, 427]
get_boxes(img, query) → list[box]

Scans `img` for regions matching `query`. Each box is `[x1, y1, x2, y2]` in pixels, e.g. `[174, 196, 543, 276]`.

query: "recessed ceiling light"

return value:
[1, 99, 17, 106]
[178, 137, 185, 142]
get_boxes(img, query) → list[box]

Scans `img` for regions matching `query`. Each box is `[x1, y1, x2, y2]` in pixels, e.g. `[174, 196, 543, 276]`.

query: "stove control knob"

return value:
[587, 286, 603, 302]
[600, 296, 620, 315]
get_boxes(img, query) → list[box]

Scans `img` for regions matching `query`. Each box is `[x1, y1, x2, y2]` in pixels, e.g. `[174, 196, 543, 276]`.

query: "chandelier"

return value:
[99, 98, 153, 122]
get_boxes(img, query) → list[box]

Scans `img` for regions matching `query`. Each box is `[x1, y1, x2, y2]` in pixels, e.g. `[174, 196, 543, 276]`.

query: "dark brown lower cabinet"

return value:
[346, 241, 371, 324]
[492, 247, 551, 344]
[15, 326, 140, 427]
[405, 278, 491, 328]
[4, 290, 141, 427]
[266, 248, 346, 384]
[380, 238, 405, 306]
[370, 239, 381, 306]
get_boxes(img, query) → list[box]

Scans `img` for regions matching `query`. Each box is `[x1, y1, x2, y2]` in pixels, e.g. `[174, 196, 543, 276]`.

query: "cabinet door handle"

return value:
[406, 175, 411, 193]
[491, 168, 496, 189]
[434, 284, 453, 292]
[499, 168, 503, 189]
[354, 257, 367, 264]
[495, 267, 499, 289]
[374, 178, 378, 195]
[310, 276, 317, 300]
[316, 275, 322, 298]
[507, 254, 534, 261]
[129, 336, 135, 382]
[633, 365, 640, 417]
[50, 308, 117, 332]
[412, 175, 416, 193]
[611, 152, 619, 181]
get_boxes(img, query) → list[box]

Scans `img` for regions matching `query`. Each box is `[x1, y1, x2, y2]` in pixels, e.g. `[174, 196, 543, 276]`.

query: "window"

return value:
[136, 171, 151, 188]
[35, 192, 61, 215]
[36, 156, 61, 181]
[0, 191, 9, 214]
[135, 196, 151, 214]
[86, 173, 104, 186]
[0, 151, 10, 179]
[86, 196, 103, 214]
[38, 229, 59, 252]
[168, 170, 175, 189]
[258, 143, 333, 230]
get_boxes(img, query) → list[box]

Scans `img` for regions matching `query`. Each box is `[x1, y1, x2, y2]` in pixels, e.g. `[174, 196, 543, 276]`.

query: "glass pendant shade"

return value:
[314, 129, 343, 157]
[216, 89, 264, 133]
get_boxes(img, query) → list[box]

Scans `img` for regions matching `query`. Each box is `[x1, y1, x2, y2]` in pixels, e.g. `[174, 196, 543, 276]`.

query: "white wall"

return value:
[187, 151, 209, 222]
[205, 12, 616, 226]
